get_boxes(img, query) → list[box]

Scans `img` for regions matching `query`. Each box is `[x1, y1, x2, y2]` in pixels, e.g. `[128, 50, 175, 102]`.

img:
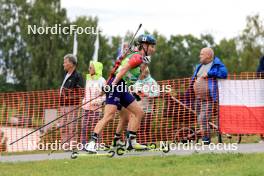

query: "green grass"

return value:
[239, 135, 262, 143]
[209, 134, 261, 144]
[0, 153, 264, 176]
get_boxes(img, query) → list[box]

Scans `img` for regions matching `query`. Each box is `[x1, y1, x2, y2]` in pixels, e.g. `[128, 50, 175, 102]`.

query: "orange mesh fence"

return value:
[0, 72, 263, 153]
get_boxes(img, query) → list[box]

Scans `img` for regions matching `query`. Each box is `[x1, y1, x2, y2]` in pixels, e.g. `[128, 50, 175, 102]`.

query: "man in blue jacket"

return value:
[191, 48, 228, 144]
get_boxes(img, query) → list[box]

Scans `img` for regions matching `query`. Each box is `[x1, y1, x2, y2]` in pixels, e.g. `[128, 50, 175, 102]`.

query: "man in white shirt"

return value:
[59, 54, 84, 149]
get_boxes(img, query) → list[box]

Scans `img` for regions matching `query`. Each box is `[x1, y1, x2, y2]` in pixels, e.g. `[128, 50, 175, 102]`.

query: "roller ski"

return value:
[70, 141, 115, 159]
[70, 150, 115, 159]
[116, 138, 170, 156]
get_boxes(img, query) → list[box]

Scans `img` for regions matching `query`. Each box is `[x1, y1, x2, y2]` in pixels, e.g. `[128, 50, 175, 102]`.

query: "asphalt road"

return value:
[1, 143, 264, 163]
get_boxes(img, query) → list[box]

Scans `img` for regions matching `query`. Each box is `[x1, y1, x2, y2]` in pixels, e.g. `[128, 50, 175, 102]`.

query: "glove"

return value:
[142, 56, 151, 64]
[132, 92, 141, 101]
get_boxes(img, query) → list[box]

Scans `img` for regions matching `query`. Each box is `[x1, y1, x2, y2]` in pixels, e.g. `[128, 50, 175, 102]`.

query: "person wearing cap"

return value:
[59, 54, 84, 148]
[81, 61, 106, 147]
[86, 34, 157, 152]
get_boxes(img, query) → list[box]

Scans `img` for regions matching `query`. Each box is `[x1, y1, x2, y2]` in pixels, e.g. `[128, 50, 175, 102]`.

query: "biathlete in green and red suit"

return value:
[86, 34, 157, 152]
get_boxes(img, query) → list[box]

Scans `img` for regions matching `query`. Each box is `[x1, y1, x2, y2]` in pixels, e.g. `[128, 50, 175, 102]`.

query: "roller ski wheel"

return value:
[116, 147, 126, 156]
[71, 151, 78, 159]
[107, 150, 116, 158]
[148, 143, 157, 149]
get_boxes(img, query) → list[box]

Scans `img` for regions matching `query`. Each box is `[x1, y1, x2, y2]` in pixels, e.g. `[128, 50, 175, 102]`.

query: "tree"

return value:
[150, 33, 215, 80]
[237, 14, 264, 72]
[0, 0, 30, 90]
[1, 4, 264, 92]
[20, 0, 69, 90]
[69, 16, 99, 79]
[214, 38, 240, 74]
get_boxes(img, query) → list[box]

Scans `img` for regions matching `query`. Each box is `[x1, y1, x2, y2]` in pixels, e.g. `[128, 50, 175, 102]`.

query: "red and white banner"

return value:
[218, 79, 264, 134]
